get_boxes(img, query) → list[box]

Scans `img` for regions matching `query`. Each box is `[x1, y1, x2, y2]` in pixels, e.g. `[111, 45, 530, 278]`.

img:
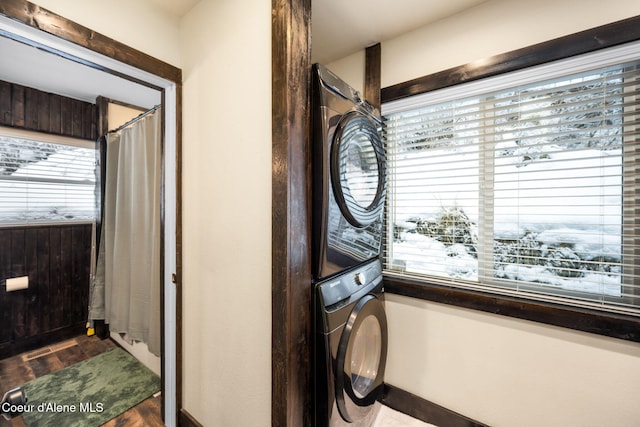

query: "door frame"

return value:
[0, 2, 182, 426]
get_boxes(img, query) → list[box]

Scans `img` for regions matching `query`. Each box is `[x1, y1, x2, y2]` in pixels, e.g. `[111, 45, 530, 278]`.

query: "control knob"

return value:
[354, 271, 366, 286]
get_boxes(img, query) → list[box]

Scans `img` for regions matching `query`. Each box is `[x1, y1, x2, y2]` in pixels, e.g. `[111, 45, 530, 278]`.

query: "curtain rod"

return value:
[108, 104, 161, 135]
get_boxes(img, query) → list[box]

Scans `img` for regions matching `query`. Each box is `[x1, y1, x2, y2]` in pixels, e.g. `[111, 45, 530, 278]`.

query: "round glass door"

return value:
[335, 294, 388, 422]
[331, 111, 385, 227]
[348, 315, 382, 398]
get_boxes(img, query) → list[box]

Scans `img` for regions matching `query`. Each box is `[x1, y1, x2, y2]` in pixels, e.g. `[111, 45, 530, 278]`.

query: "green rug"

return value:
[21, 347, 161, 427]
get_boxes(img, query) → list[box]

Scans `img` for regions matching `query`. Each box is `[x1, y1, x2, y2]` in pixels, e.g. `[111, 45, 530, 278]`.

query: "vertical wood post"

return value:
[271, 0, 312, 426]
[365, 43, 382, 110]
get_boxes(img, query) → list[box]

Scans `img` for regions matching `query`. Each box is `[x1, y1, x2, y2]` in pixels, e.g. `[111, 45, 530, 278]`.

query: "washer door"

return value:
[331, 111, 385, 228]
[335, 294, 388, 423]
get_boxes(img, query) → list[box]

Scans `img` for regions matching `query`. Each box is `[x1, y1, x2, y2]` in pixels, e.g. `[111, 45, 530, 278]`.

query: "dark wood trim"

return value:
[382, 384, 488, 427]
[0, 0, 181, 84]
[384, 275, 640, 342]
[94, 97, 108, 258]
[95, 96, 109, 137]
[178, 408, 203, 427]
[364, 43, 381, 110]
[271, 0, 312, 426]
[0, 2, 183, 425]
[382, 14, 640, 103]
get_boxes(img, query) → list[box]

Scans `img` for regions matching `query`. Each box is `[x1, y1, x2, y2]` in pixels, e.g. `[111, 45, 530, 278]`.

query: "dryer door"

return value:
[331, 111, 386, 228]
[335, 293, 388, 423]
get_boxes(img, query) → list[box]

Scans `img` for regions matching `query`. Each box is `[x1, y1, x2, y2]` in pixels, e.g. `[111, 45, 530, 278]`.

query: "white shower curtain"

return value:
[90, 108, 162, 356]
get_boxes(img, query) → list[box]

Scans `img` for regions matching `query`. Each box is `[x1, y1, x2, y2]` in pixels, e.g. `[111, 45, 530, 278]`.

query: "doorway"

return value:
[0, 6, 180, 427]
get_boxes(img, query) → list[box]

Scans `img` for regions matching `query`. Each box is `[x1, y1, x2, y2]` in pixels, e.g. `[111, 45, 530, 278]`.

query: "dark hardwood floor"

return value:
[0, 334, 163, 427]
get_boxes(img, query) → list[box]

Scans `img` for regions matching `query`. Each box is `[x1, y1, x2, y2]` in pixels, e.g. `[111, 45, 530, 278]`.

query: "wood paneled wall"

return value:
[0, 81, 96, 358]
[0, 224, 92, 358]
[0, 80, 97, 140]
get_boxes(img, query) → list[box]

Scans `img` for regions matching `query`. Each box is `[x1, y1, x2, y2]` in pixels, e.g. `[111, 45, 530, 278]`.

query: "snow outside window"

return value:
[0, 128, 98, 225]
[383, 43, 640, 315]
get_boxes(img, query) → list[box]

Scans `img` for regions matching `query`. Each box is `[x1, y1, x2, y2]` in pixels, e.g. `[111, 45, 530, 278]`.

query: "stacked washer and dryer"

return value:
[311, 63, 388, 427]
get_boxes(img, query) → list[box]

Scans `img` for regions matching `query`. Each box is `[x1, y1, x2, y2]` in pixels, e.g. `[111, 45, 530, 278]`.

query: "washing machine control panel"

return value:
[354, 272, 365, 286]
[318, 260, 382, 308]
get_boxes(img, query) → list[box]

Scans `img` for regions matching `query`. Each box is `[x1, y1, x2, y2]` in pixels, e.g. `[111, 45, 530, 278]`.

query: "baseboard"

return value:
[382, 383, 488, 427]
[0, 322, 87, 359]
[179, 408, 203, 427]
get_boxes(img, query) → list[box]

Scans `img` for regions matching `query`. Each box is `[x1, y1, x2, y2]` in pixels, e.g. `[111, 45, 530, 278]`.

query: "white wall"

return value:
[379, 1, 640, 426]
[382, 0, 640, 87]
[326, 50, 366, 95]
[180, 1, 272, 426]
[27, 1, 273, 426]
[24, 0, 273, 425]
[108, 104, 145, 130]
[28, 0, 181, 66]
[387, 295, 640, 426]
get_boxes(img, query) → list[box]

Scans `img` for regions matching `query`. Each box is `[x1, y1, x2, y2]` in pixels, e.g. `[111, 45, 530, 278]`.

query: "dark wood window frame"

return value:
[381, 15, 640, 343]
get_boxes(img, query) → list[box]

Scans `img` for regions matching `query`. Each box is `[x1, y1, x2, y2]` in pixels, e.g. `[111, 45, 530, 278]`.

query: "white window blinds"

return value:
[383, 42, 640, 314]
[0, 128, 97, 225]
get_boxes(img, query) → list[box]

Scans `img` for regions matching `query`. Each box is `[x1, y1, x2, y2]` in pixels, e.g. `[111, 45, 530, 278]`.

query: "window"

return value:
[0, 127, 98, 225]
[383, 41, 640, 315]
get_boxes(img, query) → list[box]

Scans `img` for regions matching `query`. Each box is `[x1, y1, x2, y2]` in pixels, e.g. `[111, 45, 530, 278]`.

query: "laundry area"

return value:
[310, 62, 388, 427]
[2, 1, 640, 427]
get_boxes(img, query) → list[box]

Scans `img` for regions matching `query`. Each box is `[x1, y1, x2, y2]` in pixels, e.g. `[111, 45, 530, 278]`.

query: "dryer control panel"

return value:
[318, 259, 382, 309]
